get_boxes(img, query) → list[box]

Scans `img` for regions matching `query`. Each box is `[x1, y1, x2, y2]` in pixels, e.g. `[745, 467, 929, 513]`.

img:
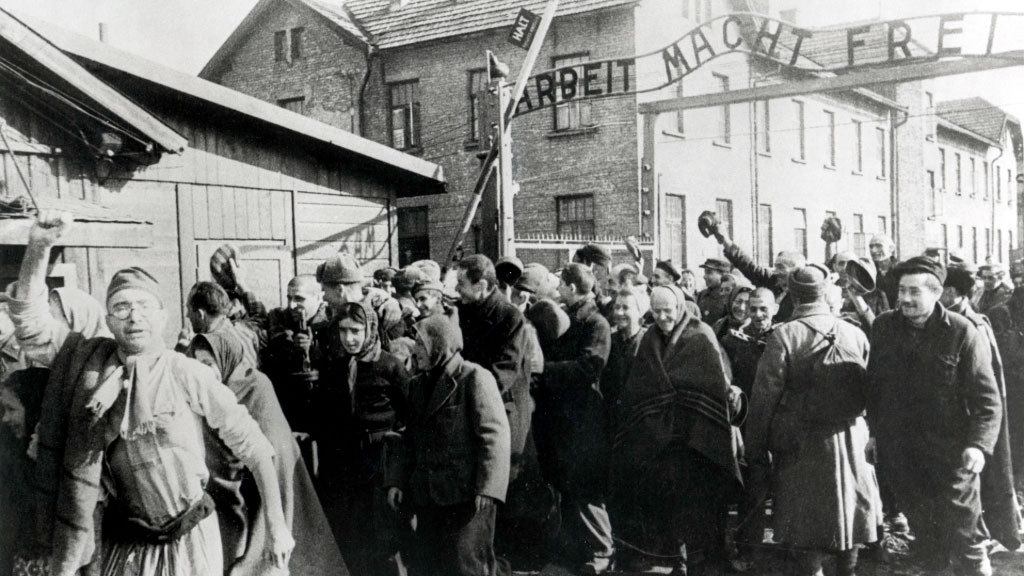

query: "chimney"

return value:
[98, 22, 108, 43]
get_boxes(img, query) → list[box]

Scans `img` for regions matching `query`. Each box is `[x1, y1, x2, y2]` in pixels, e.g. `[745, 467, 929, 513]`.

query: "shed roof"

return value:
[24, 16, 445, 192]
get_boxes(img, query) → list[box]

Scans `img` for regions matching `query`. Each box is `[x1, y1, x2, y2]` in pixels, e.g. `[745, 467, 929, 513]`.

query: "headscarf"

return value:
[51, 287, 111, 338]
[650, 284, 688, 331]
[414, 312, 463, 375]
[329, 302, 382, 415]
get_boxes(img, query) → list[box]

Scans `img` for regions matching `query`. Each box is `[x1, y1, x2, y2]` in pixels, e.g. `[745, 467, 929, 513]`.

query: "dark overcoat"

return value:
[534, 297, 610, 496]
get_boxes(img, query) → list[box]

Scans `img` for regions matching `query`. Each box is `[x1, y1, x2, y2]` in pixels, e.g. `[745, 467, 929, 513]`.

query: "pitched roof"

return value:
[937, 97, 1017, 144]
[28, 17, 445, 191]
[0, 7, 188, 154]
[342, 0, 637, 49]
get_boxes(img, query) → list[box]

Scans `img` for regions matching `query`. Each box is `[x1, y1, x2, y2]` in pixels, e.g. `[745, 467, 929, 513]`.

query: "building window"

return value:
[878, 216, 887, 234]
[998, 229, 1004, 262]
[274, 31, 287, 62]
[972, 227, 978, 262]
[675, 81, 686, 134]
[954, 153, 962, 195]
[756, 100, 770, 153]
[468, 69, 488, 142]
[793, 100, 805, 160]
[389, 81, 420, 150]
[290, 27, 304, 59]
[997, 166, 1003, 202]
[853, 214, 866, 257]
[398, 207, 430, 266]
[957, 225, 964, 249]
[553, 54, 593, 131]
[274, 28, 304, 62]
[713, 73, 730, 144]
[556, 194, 595, 237]
[970, 158, 977, 197]
[278, 97, 305, 115]
[715, 198, 734, 240]
[852, 120, 863, 172]
[986, 227, 992, 258]
[925, 90, 936, 140]
[824, 110, 836, 167]
[876, 127, 886, 178]
[794, 208, 807, 258]
[663, 195, 686, 268]
[693, 0, 712, 21]
[927, 170, 938, 216]
[758, 204, 774, 266]
[682, 0, 689, 19]
[938, 148, 947, 189]
[984, 161, 990, 198]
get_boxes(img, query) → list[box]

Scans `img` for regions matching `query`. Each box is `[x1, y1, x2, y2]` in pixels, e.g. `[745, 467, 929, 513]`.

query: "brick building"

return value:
[203, 0, 1023, 276]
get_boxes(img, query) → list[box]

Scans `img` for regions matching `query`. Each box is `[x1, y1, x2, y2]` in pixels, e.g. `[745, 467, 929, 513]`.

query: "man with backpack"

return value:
[746, 264, 881, 576]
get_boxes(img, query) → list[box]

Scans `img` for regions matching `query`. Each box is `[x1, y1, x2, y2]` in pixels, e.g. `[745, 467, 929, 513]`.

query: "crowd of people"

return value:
[1, 209, 1024, 576]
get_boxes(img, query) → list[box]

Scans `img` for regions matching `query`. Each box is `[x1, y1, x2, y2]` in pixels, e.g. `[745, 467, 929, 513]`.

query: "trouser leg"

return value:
[561, 493, 615, 562]
[790, 550, 827, 576]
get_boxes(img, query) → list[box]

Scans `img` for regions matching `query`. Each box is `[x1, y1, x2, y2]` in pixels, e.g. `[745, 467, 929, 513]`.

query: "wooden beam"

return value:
[0, 218, 154, 247]
[0, 8, 189, 153]
[639, 54, 1024, 114]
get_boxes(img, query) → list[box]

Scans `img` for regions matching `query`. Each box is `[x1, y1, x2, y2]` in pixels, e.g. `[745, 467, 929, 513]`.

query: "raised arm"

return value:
[9, 211, 75, 365]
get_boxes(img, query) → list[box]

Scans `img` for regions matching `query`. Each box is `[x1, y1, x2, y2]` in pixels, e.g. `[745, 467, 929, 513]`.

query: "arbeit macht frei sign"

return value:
[512, 12, 1024, 116]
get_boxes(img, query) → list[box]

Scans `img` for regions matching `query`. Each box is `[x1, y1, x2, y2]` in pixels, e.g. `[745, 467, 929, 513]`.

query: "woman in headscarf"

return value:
[188, 330, 346, 576]
[711, 277, 752, 340]
[611, 284, 743, 575]
[314, 301, 410, 576]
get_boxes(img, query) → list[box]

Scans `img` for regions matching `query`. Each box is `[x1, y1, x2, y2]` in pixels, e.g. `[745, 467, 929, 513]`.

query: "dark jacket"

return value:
[458, 289, 532, 474]
[718, 322, 775, 399]
[874, 258, 899, 308]
[867, 305, 1002, 503]
[535, 297, 611, 495]
[723, 243, 795, 322]
[262, 304, 332, 429]
[697, 286, 731, 326]
[947, 300, 1022, 550]
[979, 284, 1013, 315]
[386, 354, 511, 507]
[600, 326, 647, 433]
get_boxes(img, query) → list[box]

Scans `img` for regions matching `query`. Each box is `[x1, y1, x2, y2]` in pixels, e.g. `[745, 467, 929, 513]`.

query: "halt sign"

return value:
[508, 8, 540, 49]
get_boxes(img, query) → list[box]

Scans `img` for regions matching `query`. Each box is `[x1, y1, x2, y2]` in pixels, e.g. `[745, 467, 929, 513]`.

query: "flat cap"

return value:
[573, 243, 612, 271]
[495, 256, 524, 286]
[316, 253, 364, 285]
[699, 257, 732, 273]
[655, 260, 682, 281]
[515, 263, 550, 294]
[944, 266, 976, 296]
[894, 256, 946, 284]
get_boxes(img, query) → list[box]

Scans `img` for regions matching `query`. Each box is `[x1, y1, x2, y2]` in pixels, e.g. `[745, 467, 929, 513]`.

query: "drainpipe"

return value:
[748, 71, 759, 262]
[358, 47, 376, 138]
[991, 144, 1005, 261]
[890, 106, 908, 258]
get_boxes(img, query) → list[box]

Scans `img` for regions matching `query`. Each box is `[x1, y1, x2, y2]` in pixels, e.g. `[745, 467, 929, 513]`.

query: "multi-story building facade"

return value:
[202, 0, 1022, 276]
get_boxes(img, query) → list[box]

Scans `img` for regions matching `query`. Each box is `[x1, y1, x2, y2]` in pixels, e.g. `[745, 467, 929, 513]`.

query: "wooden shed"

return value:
[0, 9, 445, 341]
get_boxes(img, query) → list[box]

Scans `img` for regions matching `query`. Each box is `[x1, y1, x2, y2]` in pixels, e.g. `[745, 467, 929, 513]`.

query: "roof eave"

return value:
[936, 117, 1001, 148]
[0, 8, 188, 154]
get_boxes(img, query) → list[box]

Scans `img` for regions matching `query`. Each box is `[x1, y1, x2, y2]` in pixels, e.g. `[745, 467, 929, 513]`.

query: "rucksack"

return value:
[790, 318, 868, 425]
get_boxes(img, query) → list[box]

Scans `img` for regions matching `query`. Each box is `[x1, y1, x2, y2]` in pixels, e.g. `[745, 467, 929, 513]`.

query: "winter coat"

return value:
[746, 303, 881, 551]
[867, 304, 1002, 513]
[534, 297, 610, 496]
[458, 290, 532, 475]
[386, 318, 510, 507]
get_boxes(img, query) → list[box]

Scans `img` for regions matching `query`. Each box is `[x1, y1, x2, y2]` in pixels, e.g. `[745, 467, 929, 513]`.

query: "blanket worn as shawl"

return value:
[193, 329, 349, 576]
[611, 313, 743, 499]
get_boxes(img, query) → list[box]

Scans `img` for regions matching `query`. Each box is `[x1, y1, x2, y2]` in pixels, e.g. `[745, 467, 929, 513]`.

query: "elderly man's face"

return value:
[106, 288, 167, 355]
[287, 281, 323, 321]
[870, 241, 892, 263]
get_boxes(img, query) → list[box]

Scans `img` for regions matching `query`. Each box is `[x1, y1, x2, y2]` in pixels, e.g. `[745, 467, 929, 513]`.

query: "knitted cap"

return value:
[316, 253, 363, 285]
[945, 266, 976, 296]
[107, 267, 161, 302]
[408, 259, 442, 283]
[788, 264, 829, 302]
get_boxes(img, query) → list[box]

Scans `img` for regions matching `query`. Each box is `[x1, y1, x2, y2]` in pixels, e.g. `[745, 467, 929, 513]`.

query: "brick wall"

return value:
[209, 1, 367, 134]
[373, 8, 641, 262]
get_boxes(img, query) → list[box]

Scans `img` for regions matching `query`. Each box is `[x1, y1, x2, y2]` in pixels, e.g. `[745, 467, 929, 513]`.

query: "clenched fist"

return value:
[29, 210, 73, 247]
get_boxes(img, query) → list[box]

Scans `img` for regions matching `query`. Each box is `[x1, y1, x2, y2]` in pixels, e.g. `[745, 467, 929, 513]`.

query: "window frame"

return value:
[756, 99, 770, 154]
[715, 198, 734, 240]
[556, 193, 596, 237]
[876, 127, 887, 178]
[290, 26, 305, 60]
[793, 99, 805, 161]
[757, 204, 774, 266]
[793, 207, 808, 258]
[551, 52, 594, 132]
[852, 119, 863, 173]
[824, 110, 836, 167]
[397, 206, 430, 266]
[388, 80, 421, 151]
[467, 68, 488, 143]
[712, 73, 731, 145]
[277, 96, 305, 115]
[954, 152, 962, 195]
[274, 30, 288, 62]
